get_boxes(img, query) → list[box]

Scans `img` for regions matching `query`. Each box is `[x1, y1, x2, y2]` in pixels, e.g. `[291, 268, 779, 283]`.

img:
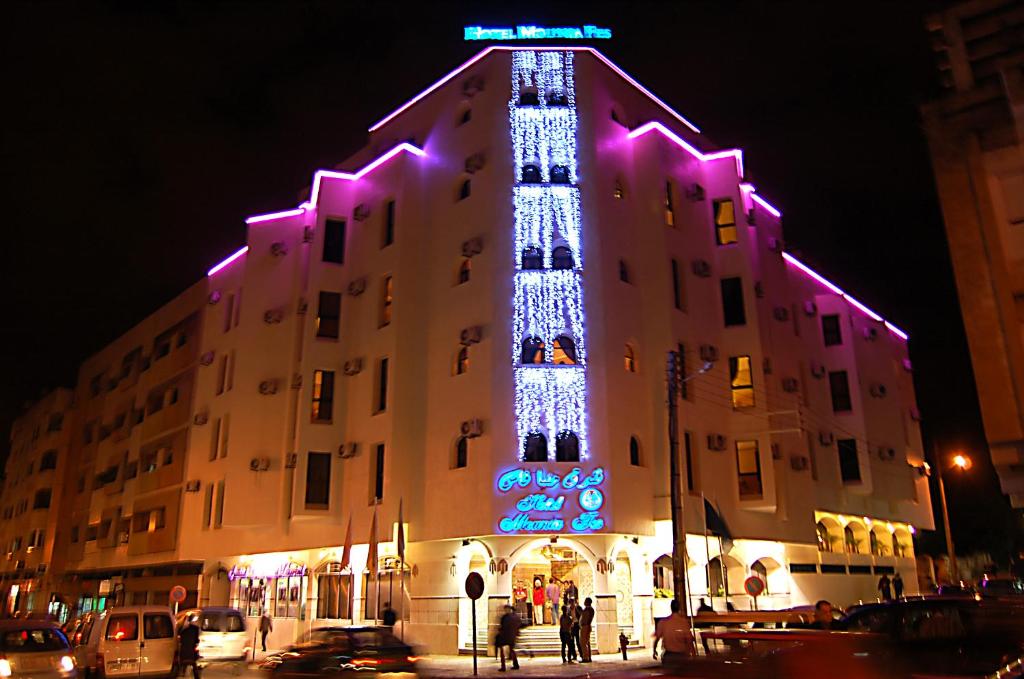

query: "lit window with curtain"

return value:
[735, 440, 762, 499]
[714, 198, 737, 245]
[729, 356, 754, 408]
[311, 370, 335, 422]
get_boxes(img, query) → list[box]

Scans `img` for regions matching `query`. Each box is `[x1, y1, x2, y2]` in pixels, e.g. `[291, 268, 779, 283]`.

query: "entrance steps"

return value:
[459, 624, 641, 656]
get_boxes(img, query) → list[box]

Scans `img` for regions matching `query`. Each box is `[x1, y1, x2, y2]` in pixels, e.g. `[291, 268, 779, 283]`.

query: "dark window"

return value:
[678, 343, 689, 400]
[305, 452, 331, 508]
[40, 450, 57, 471]
[721, 277, 746, 326]
[382, 200, 395, 247]
[143, 614, 174, 639]
[671, 259, 682, 310]
[323, 219, 346, 264]
[316, 292, 341, 339]
[33, 489, 51, 510]
[379, 275, 393, 327]
[736, 440, 762, 498]
[619, 259, 630, 283]
[629, 436, 641, 467]
[822, 315, 842, 346]
[838, 439, 860, 482]
[684, 431, 696, 491]
[521, 337, 545, 364]
[375, 358, 389, 413]
[458, 258, 472, 284]
[829, 371, 853, 412]
[454, 437, 468, 469]
[714, 199, 738, 245]
[312, 370, 335, 422]
[552, 246, 574, 269]
[106, 614, 139, 641]
[524, 434, 547, 462]
[520, 89, 539, 105]
[555, 432, 580, 462]
[522, 164, 541, 183]
[665, 181, 675, 226]
[521, 247, 543, 270]
[458, 108, 472, 126]
[553, 336, 577, 365]
[373, 444, 385, 502]
[550, 165, 570, 184]
[458, 179, 471, 200]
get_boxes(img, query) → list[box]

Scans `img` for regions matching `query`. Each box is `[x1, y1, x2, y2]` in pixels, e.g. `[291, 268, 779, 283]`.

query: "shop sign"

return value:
[464, 25, 612, 41]
[228, 562, 308, 581]
[496, 466, 606, 534]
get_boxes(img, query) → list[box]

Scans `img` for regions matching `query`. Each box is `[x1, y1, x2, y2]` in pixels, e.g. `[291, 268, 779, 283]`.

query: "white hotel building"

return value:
[10, 46, 932, 654]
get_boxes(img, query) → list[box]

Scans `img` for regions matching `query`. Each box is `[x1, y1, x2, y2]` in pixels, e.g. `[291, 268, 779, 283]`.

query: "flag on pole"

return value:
[367, 507, 379, 581]
[339, 515, 353, 571]
[397, 498, 405, 562]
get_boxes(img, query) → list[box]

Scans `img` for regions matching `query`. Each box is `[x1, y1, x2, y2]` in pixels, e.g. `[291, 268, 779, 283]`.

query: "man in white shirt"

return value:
[653, 599, 693, 664]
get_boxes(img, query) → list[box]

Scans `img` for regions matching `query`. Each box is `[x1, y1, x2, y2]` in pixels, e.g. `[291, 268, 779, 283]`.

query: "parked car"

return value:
[70, 606, 177, 679]
[978, 576, 1024, 598]
[260, 626, 417, 677]
[0, 619, 78, 679]
[175, 607, 249, 668]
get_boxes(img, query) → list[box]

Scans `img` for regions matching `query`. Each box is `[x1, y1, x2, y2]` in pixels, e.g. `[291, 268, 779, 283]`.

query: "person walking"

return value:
[579, 597, 595, 662]
[258, 612, 273, 652]
[877, 573, 893, 601]
[570, 600, 583, 661]
[531, 579, 545, 625]
[653, 599, 693, 665]
[178, 615, 201, 679]
[558, 607, 576, 664]
[696, 598, 714, 654]
[496, 605, 521, 672]
[382, 602, 397, 627]
[893, 572, 904, 599]
[546, 578, 561, 624]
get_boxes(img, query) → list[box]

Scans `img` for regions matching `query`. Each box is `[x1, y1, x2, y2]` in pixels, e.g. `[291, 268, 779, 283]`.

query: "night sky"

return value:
[3, 2, 1014, 562]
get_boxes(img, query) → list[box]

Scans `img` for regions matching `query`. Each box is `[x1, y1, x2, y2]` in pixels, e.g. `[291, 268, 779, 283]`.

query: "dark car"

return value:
[260, 626, 416, 677]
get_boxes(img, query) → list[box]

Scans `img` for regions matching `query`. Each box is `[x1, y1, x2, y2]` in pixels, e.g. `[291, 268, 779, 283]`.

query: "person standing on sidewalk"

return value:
[496, 605, 521, 672]
[258, 612, 273, 652]
[546, 578, 561, 624]
[531, 578, 545, 625]
[570, 600, 583, 661]
[578, 598, 595, 662]
[558, 608, 576, 664]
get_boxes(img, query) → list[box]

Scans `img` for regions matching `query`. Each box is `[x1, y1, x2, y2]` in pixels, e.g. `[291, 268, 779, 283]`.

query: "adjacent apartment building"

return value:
[4, 46, 933, 654]
[923, 0, 1024, 507]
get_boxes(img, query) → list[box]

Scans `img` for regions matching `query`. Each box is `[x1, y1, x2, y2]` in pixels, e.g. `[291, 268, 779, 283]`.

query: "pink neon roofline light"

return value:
[781, 252, 908, 340]
[208, 246, 249, 277]
[368, 46, 702, 135]
[628, 120, 744, 180]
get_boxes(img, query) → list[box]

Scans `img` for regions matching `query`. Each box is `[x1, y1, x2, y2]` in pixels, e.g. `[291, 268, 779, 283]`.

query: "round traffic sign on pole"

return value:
[465, 572, 484, 600]
[743, 576, 765, 598]
[170, 586, 187, 604]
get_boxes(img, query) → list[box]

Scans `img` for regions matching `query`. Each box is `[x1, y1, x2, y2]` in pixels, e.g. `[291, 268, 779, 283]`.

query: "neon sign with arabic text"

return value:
[497, 467, 606, 534]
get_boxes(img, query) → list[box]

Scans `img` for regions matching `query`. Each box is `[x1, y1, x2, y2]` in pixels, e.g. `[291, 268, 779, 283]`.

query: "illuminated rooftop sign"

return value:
[464, 25, 612, 41]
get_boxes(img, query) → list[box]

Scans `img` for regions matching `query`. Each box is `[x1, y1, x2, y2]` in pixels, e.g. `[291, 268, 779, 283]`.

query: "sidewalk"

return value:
[418, 653, 659, 677]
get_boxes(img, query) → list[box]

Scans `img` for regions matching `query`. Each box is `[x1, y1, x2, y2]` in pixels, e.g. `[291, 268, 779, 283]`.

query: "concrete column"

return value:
[594, 593, 617, 654]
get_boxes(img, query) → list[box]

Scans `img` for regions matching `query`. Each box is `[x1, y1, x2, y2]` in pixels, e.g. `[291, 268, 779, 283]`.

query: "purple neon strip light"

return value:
[369, 47, 701, 135]
[245, 208, 306, 225]
[751, 193, 781, 218]
[628, 121, 743, 176]
[208, 246, 249, 277]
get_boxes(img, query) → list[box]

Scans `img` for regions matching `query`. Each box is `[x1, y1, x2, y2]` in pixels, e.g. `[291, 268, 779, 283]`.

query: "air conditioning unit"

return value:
[902, 358, 913, 372]
[199, 351, 215, 366]
[259, 380, 279, 395]
[208, 290, 222, 305]
[770, 443, 782, 460]
[302, 226, 314, 243]
[810, 361, 826, 378]
[118, 532, 129, 545]
[869, 383, 888, 398]
[193, 412, 209, 426]
[767, 236, 784, 253]
[353, 203, 371, 221]
[461, 419, 484, 438]
[347, 277, 367, 296]
[877, 447, 896, 462]
[291, 373, 303, 389]
[684, 183, 705, 202]
[185, 480, 201, 493]
[782, 377, 799, 393]
[804, 301, 818, 316]
[460, 326, 483, 346]
[818, 431, 835, 446]
[699, 344, 719, 363]
[773, 306, 790, 322]
[763, 357, 773, 375]
[338, 443, 359, 459]
[343, 358, 364, 376]
[754, 281, 765, 298]
[863, 326, 879, 341]
[465, 153, 486, 174]
[249, 457, 271, 472]
[462, 237, 484, 257]
[296, 298, 308, 315]
[706, 434, 727, 451]
[790, 455, 809, 471]
[270, 241, 288, 257]
[263, 309, 284, 324]
[746, 209, 756, 226]
[691, 259, 712, 278]
[285, 453, 298, 469]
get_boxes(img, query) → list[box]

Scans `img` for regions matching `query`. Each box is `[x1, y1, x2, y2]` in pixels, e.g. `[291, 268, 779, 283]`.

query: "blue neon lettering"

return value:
[516, 494, 565, 512]
[500, 513, 566, 532]
[464, 25, 612, 41]
[561, 467, 582, 490]
[571, 512, 605, 531]
[536, 469, 560, 488]
[498, 469, 532, 492]
[577, 468, 604, 490]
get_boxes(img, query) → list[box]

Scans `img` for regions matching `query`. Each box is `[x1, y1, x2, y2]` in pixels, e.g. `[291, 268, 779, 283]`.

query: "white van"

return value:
[72, 606, 177, 679]
[174, 608, 249, 667]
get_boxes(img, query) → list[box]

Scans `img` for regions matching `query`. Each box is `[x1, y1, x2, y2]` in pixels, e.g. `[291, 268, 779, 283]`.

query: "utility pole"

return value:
[666, 351, 691, 625]
[933, 443, 958, 584]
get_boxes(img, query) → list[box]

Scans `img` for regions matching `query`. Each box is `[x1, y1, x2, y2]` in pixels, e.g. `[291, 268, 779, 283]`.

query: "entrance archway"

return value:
[510, 543, 594, 625]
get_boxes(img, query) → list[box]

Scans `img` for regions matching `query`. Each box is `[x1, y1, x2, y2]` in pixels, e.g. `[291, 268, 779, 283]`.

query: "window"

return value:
[458, 108, 472, 126]
[721, 277, 746, 326]
[457, 258, 472, 284]
[382, 200, 395, 247]
[312, 370, 335, 422]
[714, 199, 738, 245]
[458, 179, 471, 200]
[220, 414, 230, 458]
[106, 614, 138, 641]
[751, 561, 769, 594]
[33, 489, 51, 510]
[317, 567, 353, 620]
[729, 356, 755, 408]
[522, 164, 541, 184]
[816, 522, 833, 552]
[217, 355, 227, 395]
[521, 337, 545, 364]
[215, 480, 225, 528]
[624, 345, 637, 373]
[550, 165, 570, 184]
[373, 358, 389, 414]
[226, 350, 236, 391]
[379, 276, 393, 327]
[629, 436, 641, 466]
[521, 247, 543, 270]
[619, 259, 630, 283]
[829, 371, 853, 412]
[208, 417, 221, 459]
[143, 614, 174, 640]
[202, 484, 213, 529]
[665, 181, 675, 226]
[553, 335, 577, 365]
[40, 450, 57, 471]
[316, 292, 341, 339]
[305, 452, 331, 509]
[678, 343, 689, 400]
[555, 432, 580, 462]
[455, 346, 469, 375]
[224, 294, 235, 333]
[552, 246, 574, 269]
[736, 440, 762, 499]
[323, 219, 346, 264]
[822, 314, 842, 346]
[613, 178, 625, 199]
[671, 258, 683, 310]
[371, 444, 385, 503]
[684, 431, 697, 491]
[524, 433, 547, 462]
[454, 437, 468, 469]
[838, 439, 860, 482]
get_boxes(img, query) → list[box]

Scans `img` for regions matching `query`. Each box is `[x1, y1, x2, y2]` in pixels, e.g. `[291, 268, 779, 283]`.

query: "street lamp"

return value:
[935, 450, 972, 584]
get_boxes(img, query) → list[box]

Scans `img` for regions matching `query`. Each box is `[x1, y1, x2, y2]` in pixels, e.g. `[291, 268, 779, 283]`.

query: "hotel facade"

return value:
[4, 47, 932, 654]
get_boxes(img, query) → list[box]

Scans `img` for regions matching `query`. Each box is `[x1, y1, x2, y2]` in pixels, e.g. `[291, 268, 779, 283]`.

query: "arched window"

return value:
[519, 88, 539, 106]
[454, 437, 468, 469]
[546, 91, 568, 106]
[629, 437, 641, 466]
[520, 337, 545, 364]
[553, 335, 577, 365]
[455, 347, 469, 375]
[708, 557, 727, 597]
[458, 179, 471, 201]
[521, 247, 543, 270]
[457, 258, 471, 285]
[524, 433, 547, 462]
[552, 246, 574, 270]
[550, 165, 570, 184]
[751, 560, 769, 594]
[624, 345, 637, 373]
[816, 521, 833, 552]
[40, 450, 57, 471]
[555, 432, 580, 462]
[619, 259, 630, 283]
[870, 531, 880, 556]
[844, 525, 857, 554]
[521, 164, 542, 184]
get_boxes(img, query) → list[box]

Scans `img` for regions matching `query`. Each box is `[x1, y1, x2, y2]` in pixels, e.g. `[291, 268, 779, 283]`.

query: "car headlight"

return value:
[60, 655, 76, 672]
[0, 659, 11, 677]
